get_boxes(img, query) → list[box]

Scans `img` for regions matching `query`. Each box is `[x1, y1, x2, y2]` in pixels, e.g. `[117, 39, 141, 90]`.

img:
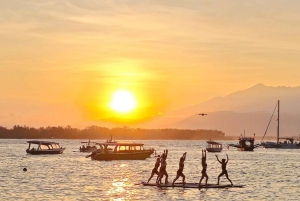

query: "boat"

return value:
[228, 132, 260, 151]
[206, 140, 222, 152]
[88, 142, 155, 161]
[26, 140, 66, 155]
[79, 139, 98, 152]
[261, 100, 300, 149]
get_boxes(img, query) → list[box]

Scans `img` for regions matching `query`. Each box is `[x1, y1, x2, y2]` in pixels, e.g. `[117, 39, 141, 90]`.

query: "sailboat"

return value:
[261, 100, 300, 149]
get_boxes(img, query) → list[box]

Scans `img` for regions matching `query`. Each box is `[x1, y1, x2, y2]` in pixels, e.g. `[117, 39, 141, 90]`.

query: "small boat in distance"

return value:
[26, 140, 66, 155]
[261, 100, 300, 149]
[228, 132, 260, 151]
[88, 142, 154, 161]
[206, 140, 222, 152]
[79, 139, 97, 152]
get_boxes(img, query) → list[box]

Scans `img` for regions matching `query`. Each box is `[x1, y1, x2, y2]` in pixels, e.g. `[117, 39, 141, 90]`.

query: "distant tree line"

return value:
[0, 125, 228, 140]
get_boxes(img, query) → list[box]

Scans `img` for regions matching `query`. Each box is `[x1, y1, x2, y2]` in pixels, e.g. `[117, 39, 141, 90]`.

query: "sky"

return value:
[1, 0, 300, 128]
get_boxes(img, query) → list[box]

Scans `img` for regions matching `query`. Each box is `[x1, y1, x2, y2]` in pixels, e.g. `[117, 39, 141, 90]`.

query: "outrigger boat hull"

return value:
[26, 149, 65, 155]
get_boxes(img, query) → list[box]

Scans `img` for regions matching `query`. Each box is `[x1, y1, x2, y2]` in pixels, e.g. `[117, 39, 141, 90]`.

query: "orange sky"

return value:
[1, 0, 300, 128]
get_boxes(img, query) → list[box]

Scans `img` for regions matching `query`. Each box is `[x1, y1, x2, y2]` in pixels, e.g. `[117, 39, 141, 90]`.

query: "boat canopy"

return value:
[96, 142, 144, 146]
[206, 141, 221, 145]
[26, 140, 60, 145]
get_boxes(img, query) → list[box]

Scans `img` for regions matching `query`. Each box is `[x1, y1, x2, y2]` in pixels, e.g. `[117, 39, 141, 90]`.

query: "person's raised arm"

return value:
[204, 150, 206, 158]
[226, 154, 229, 163]
[183, 152, 187, 160]
[166, 149, 168, 158]
[215, 154, 221, 163]
[202, 149, 204, 158]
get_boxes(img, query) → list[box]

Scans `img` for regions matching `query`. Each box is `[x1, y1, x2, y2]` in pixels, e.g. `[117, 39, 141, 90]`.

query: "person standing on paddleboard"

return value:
[147, 155, 161, 183]
[156, 149, 168, 184]
[215, 154, 233, 185]
[199, 149, 208, 186]
[172, 152, 187, 186]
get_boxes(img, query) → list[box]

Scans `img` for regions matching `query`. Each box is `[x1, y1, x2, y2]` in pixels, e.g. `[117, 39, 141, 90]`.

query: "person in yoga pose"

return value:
[215, 154, 233, 185]
[199, 149, 208, 186]
[172, 152, 187, 185]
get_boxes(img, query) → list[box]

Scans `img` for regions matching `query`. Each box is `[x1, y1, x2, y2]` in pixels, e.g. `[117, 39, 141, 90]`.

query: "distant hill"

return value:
[147, 84, 300, 137]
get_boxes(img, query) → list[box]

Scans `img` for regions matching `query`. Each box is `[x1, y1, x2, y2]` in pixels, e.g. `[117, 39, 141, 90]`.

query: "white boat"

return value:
[261, 100, 300, 149]
[206, 140, 222, 152]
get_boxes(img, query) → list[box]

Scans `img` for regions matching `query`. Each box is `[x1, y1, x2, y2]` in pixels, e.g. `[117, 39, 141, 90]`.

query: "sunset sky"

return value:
[1, 0, 300, 128]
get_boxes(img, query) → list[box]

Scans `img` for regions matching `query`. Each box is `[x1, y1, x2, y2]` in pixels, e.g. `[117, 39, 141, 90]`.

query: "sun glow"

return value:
[109, 90, 137, 113]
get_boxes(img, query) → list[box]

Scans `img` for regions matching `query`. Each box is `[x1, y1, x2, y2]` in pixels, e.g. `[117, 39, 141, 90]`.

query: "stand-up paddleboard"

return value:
[141, 182, 245, 189]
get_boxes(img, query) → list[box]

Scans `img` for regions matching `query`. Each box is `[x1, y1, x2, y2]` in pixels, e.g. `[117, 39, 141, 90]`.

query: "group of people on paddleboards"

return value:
[147, 149, 233, 186]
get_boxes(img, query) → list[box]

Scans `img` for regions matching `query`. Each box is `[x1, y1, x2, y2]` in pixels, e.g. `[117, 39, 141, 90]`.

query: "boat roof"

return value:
[27, 140, 60, 145]
[96, 142, 144, 146]
[81, 141, 97, 144]
[206, 141, 221, 145]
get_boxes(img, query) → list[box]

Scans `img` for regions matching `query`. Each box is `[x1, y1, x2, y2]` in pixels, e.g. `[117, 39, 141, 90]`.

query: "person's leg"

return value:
[182, 173, 185, 183]
[165, 172, 169, 184]
[147, 172, 154, 183]
[172, 174, 179, 185]
[225, 172, 233, 185]
[199, 175, 204, 185]
[217, 173, 224, 185]
[205, 174, 209, 185]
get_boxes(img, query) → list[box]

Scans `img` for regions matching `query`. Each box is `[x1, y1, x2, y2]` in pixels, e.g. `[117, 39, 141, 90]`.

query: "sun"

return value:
[109, 90, 137, 113]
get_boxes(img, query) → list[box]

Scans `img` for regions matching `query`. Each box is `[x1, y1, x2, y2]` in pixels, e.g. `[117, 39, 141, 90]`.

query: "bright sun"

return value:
[109, 90, 137, 113]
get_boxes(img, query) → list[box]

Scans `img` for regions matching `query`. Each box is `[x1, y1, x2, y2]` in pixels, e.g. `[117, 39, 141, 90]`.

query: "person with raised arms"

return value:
[199, 149, 208, 187]
[156, 149, 168, 184]
[172, 152, 187, 186]
[215, 154, 233, 185]
[147, 155, 161, 183]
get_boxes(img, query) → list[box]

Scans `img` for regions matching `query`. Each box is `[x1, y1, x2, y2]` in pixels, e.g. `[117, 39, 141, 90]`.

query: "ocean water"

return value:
[0, 139, 299, 201]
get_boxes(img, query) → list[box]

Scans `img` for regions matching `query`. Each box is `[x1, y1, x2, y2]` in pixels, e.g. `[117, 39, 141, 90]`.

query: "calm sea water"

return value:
[0, 139, 299, 201]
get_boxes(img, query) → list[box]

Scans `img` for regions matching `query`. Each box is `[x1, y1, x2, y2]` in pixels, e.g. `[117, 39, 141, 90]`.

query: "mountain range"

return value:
[143, 83, 300, 138]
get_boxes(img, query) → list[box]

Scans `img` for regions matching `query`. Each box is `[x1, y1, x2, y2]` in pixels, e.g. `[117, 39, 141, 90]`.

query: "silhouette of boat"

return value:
[88, 142, 154, 161]
[228, 132, 260, 151]
[26, 140, 65, 155]
[261, 100, 300, 149]
[206, 140, 222, 152]
[79, 139, 98, 152]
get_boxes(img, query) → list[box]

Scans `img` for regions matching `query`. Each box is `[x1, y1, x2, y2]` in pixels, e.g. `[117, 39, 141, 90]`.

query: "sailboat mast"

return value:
[277, 100, 280, 144]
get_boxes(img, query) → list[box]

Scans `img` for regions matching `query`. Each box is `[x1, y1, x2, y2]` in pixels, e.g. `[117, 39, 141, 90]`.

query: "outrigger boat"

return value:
[26, 140, 65, 155]
[206, 140, 222, 152]
[88, 142, 154, 161]
[228, 132, 260, 151]
[261, 100, 300, 149]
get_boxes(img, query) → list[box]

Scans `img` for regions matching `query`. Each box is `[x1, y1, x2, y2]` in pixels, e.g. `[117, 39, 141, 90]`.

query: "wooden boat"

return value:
[141, 182, 245, 189]
[79, 139, 97, 152]
[261, 100, 300, 149]
[26, 140, 65, 155]
[228, 132, 260, 151]
[89, 142, 154, 161]
[206, 140, 222, 152]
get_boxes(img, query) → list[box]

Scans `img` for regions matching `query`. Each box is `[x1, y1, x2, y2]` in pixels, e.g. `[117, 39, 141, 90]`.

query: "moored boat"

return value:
[89, 142, 154, 161]
[261, 100, 300, 149]
[79, 139, 98, 152]
[206, 140, 222, 152]
[228, 133, 260, 151]
[26, 140, 66, 155]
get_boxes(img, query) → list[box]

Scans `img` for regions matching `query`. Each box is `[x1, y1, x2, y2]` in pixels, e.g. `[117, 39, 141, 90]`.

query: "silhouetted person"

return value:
[215, 154, 233, 185]
[199, 149, 208, 186]
[147, 155, 161, 183]
[157, 149, 168, 184]
[172, 152, 187, 185]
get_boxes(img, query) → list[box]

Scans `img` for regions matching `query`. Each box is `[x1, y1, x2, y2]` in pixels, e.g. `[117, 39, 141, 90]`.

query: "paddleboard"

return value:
[141, 182, 245, 189]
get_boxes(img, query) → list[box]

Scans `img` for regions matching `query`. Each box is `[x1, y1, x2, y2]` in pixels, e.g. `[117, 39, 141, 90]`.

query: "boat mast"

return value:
[277, 100, 280, 144]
